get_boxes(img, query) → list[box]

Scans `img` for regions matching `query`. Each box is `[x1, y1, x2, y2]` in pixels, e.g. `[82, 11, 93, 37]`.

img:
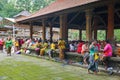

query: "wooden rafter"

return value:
[81, 21, 86, 29]
[96, 15, 106, 26]
[68, 11, 81, 24]
[96, 8, 120, 14]
[116, 11, 120, 19]
[52, 16, 57, 22]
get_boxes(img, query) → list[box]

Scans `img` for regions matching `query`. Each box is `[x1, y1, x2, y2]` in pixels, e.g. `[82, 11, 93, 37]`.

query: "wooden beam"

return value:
[30, 22, 33, 39]
[68, 11, 81, 24]
[107, 2, 114, 41]
[52, 16, 57, 22]
[93, 16, 98, 40]
[79, 30, 82, 40]
[60, 14, 68, 40]
[48, 22, 53, 42]
[81, 21, 86, 29]
[96, 8, 120, 14]
[96, 15, 106, 26]
[116, 11, 120, 19]
[42, 19, 46, 41]
[85, 9, 93, 42]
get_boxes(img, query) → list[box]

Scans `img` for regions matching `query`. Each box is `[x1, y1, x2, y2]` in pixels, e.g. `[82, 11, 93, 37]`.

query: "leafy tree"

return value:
[0, 0, 56, 17]
[14, 0, 55, 13]
[0, 0, 21, 17]
[114, 29, 120, 41]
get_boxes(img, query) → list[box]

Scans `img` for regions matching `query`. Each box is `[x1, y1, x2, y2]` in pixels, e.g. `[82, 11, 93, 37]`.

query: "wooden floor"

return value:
[0, 53, 120, 80]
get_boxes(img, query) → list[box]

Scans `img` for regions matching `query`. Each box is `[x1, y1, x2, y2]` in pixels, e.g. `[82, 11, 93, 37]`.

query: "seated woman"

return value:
[69, 41, 75, 52]
[47, 42, 56, 59]
[102, 40, 113, 70]
[81, 41, 89, 64]
[76, 41, 84, 54]
[35, 40, 42, 55]
[40, 41, 48, 56]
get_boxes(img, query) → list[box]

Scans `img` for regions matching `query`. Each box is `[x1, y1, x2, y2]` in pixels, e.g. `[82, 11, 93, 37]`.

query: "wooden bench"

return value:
[65, 52, 83, 62]
[21, 47, 120, 71]
[114, 47, 120, 57]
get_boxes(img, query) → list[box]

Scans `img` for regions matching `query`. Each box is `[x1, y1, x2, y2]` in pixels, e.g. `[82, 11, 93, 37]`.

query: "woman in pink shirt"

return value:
[102, 40, 113, 71]
[103, 40, 112, 57]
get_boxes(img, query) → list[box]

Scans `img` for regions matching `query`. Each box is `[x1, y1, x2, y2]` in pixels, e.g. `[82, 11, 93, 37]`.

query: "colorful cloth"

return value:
[76, 42, 83, 53]
[81, 44, 89, 54]
[103, 43, 112, 57]
[58, 40, 66, 60]
[14, 41, 19, 47]
[5, 40, 13, 49]
[50, 43, 56, 50]
[88, 44, 99, 72]
[58, 40, 66, 49]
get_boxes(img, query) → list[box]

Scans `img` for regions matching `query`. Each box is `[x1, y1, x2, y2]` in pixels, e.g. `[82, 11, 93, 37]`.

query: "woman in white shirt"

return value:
[69, 41, 75, 52]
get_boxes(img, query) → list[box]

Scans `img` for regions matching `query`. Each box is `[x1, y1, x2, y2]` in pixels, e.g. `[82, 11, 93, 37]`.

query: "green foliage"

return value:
[0, 0, 21, 17]
[97, 30, 106, 40]
[68, 29, 79, 40]
[82, 30, 86, 41]
[114, 29, 120, 41]
[0, 0, 56, 17]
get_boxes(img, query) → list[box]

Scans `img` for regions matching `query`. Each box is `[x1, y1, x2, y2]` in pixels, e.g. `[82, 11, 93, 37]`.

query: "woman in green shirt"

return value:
[5, 37, 13, 56]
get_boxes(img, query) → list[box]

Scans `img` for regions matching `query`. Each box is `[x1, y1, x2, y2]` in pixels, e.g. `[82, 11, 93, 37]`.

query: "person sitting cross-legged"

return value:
[40, 41, 48, 56]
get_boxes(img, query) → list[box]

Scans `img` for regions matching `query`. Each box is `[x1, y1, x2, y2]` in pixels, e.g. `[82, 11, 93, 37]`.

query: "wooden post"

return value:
[60, 14, 68, 41]
[85, 9, 93, 42]
[107, 2, 114, 41]
[79, 29, 82, 40]
[105, 29, 107, 40]
[93, 16, 98, 40]
[94, 29, 97, 40]
[30, 22, 33, 39]
[42, 19, 46, 41]
[49, 22, 53, 42]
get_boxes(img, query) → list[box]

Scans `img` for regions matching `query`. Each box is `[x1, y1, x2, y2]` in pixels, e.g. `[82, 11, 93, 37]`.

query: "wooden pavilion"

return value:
[16, 0, 120, 42]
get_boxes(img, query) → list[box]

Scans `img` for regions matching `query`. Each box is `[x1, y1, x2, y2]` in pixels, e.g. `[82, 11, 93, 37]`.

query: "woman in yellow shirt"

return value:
[40, 41, 48, 56]
[48, 42, 56, 59]
[14, 39, 19, 52]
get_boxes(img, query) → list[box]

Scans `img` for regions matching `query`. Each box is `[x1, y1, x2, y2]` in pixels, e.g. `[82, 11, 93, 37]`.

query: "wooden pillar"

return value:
[93, 16, 98, 40]
[105, 29, 107, 40]
[107, 2, 114, 41]
[79, 29, 82, 40]
[85, 9, 93, 42]
[30, 22, 33, 39]
[42, 19, 46, 41]
[49, 23, 53, 42]
[94, 29, 97, 40]
[60, 14, 68, 41]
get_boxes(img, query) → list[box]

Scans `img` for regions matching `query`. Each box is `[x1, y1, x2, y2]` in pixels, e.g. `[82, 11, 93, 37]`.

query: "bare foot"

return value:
[88, 70, 91, 74]
[94, 71, 97, 75]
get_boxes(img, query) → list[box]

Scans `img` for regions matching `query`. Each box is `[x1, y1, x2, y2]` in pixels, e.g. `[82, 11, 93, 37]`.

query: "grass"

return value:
[0, 55, 120, 80]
